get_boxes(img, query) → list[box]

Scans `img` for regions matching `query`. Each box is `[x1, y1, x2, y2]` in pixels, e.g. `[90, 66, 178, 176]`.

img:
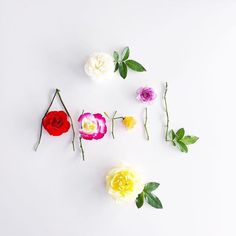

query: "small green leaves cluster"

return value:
[168, 128, 199, 153]
[113, 47, 146, 79]
[136, 182, 163, 209]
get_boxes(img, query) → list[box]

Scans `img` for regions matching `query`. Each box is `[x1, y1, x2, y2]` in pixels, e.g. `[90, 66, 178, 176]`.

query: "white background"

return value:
[0, 0, 236, 235]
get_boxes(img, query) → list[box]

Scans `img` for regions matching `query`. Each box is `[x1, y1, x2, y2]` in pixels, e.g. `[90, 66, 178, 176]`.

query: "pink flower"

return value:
[136, 87, 157, 104]
[78, 113, 107, 140]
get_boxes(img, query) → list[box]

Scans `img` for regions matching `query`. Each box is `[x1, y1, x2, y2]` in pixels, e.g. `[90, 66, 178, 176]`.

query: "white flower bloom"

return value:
[106, 166, 144, 203]
[84, 52, 114, 81]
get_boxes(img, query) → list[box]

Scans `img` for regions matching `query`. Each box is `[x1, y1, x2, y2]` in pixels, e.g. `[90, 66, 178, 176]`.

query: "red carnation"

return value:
[42, 111, 70, 136]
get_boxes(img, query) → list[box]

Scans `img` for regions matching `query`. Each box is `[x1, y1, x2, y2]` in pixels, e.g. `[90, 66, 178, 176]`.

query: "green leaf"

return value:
[182, 136, 199, 145]
[125, 60, 146, 72]
[119, 62, 127, 79]
[144, 192, 163, 209]
[144, 182, 160, 192]
[176, 128, 185, 140]
[113, 51, 119, 62]
[169, 129, 176, 140]
[114, 62, 119, 72]
[136, 192, 144, 209]
[121, 47, 130, 61]
[175, 140, 188, 153]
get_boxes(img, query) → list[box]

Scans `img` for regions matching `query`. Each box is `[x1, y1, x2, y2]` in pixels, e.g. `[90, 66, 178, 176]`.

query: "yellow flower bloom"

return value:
[82, 119, 97, 133]
[122, 116, 136, 129]
[106, 166, 144, 202]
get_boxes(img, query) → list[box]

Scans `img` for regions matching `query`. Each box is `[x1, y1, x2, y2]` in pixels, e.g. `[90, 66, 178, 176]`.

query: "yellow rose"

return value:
[106, 166, 144, 202]
[122, 116, 136, 129]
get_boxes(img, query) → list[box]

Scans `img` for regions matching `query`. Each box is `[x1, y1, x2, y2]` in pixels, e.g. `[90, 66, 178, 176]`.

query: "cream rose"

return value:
[84, 52, 114, 81]
[106, 166, 144, 202]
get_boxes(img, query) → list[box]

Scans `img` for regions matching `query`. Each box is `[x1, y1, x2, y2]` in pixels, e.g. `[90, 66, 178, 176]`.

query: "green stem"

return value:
[34, 89, 58, 151]
[57, 89, 76, 151]
[113, 116, 124, 120]
[79, 110, 85, 160]
[104, 111, 120, 139]
[79, 137, 85, 161]
[104, 112, 110, 119]
[144, 107, 149, 140]
[111, 111, 117, 139]
[164, 82, 170, 142]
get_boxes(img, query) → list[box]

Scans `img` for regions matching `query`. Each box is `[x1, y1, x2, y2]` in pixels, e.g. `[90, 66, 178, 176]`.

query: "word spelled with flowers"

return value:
[104, 111, 136, 139]
[163, 82, 199, 153]
[136, 86, 157, 140]
[34, 41, 201, 213]
[35, 89, 75, 151]
[78, 112, 107, 160]
[106, 166, 162, 209]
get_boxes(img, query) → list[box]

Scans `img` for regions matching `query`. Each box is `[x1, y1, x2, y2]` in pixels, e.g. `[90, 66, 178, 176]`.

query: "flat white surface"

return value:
[0, 0, 236, 235]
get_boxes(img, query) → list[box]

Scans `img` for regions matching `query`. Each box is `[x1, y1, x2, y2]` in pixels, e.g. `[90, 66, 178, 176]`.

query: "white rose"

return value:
[84, 52, 114, 81]
[106, 166, 144, 203]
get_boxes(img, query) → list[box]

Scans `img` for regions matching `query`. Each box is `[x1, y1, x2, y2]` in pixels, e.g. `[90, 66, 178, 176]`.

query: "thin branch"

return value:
[79, 109, 85, 160]
[34, 89, 58, 151]
[113, 116, 124, 120]
[111, 111, 117, 139]
[104, 112, 110, 119]
[164, 82, 170, 141]
[104, 111, 119, 139]
[56, 89, 75, 151]
[144, 107, 149, 140]
[79, 137, 85, 161]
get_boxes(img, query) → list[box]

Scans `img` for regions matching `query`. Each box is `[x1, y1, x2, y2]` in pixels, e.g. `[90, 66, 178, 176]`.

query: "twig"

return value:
[79, 109, 85, 160]
[79, 137, 85, 161]
[56, 89, 75, 151]
[34, 89, 58, 151]
[104, 112, 110, 119]
[164, 82, 170, 141]
[104, 111, 120, 139]
[111, 111, 117, 139]
[144, 107, 149, 140]
[113, 117, 124, 120]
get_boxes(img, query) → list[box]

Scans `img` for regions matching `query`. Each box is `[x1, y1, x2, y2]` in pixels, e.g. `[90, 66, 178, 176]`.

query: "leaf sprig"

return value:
[163, 82, 199, 153]
[136, 182, 163, 209]
[168, 128, 199, 153]
[113, 47, 146, 79]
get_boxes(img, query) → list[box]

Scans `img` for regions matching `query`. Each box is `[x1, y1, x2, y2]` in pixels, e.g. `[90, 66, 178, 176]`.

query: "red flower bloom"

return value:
[42, 111, 70, 136]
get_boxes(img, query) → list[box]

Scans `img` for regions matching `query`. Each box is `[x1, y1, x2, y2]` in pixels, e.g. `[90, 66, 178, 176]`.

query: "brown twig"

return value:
[79, 110, 85, 160]
[164, 82, 170, 141]
[57, 89, 75, 151]
[144, 107, 149, 140]
[34, 89, 58, 151]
